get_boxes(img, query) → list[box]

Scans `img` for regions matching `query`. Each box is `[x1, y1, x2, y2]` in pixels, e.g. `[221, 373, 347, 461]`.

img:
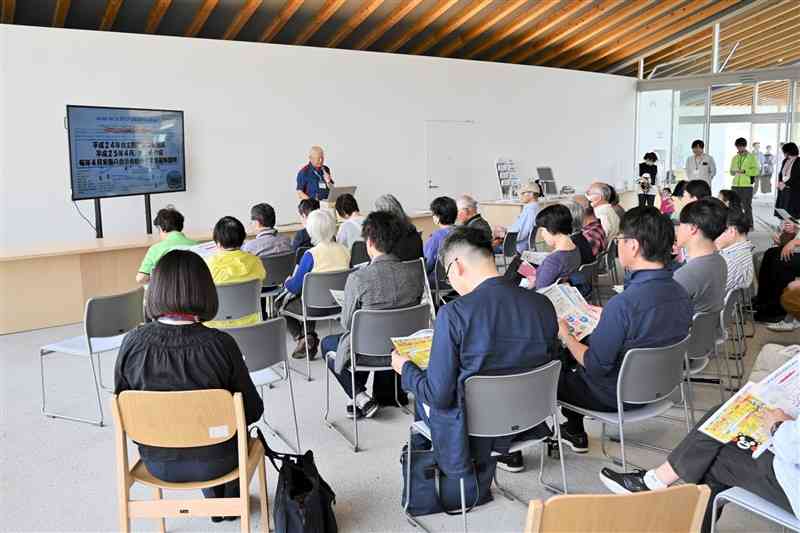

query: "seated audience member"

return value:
[503, 182, 542, 253]
[756, 221, 800, 323]
[718, 189, 742, 210]
[282, 210, 350, 358]
[682, 179, 712, 204]
[600, 406, 798, 533]
[577, 201, 607, 259]
[323, 211, 425, 418]
[425, 196, 457, 276]
[608, 185, 626, 222]
[770, 279, 800, 331]
[115, 250, 263, 519]
[392, 227, 558, 475]
[585, 182, 620, 241]
[715, 205, 754, 294]
[659, 188, 675, 217]
[374, 194, 423, 261]
[672, 180, 688, 199]
[205, 216, 266, 329]
[242, 202, 291, 257]
[136, 207, 197, 283]
[291, 198, 320, 252]
[334, 193, 365, 252]
[456, 194, 492, 239]
[556, 207, 692, 453]
[673, 199, 728, 314]
[534, 205, 582, 289]
[563, 201, 594, 264]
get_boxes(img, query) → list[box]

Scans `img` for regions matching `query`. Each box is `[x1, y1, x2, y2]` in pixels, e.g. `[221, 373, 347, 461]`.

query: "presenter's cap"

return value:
[520, 183, 541, 195]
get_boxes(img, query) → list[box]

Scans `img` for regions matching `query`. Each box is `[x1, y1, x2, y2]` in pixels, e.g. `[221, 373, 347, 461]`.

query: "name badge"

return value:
[319, 181, 328, 190]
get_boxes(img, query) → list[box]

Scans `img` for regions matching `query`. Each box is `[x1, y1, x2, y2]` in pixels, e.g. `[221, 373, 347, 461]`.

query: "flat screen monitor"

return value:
[536, 167, 558, 196]
[67, 105, 186, 201]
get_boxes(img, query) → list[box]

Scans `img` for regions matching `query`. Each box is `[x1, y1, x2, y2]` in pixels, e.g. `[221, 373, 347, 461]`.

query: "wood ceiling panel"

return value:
[385, 0, 458, 53]
[144, 0, 171, 34]
[52, 0, 71, 28]
[184, 0, 218, 37]
[222, 0, 262, 40]
[410, 0, 492, 55]
[259, 0, 304, 42]
[1, 0, 14, 24]
[437, 0, 526, 57]
[353, 0, 422, 50]
[464, 0, 559, 60]
[326, 0, 384, 47]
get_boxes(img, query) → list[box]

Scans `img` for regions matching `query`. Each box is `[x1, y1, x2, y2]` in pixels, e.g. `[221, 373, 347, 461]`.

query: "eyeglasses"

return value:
[445, 258, 459, 281]
[613, 236, 632, 243]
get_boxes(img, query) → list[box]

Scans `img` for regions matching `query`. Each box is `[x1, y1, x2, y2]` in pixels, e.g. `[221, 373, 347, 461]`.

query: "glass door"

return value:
[708, 84, 754, 195]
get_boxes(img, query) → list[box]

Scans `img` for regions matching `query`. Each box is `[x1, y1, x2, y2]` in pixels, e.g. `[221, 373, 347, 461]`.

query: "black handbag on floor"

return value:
[400, 442, 495, 517]
[254, 429, 338, 533]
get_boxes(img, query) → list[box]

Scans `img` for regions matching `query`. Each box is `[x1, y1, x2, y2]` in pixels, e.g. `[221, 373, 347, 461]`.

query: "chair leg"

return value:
[460, 477, 468, 533]
[681, 382, 693, 432]
[258, 458, 271, 533]
[152, 488, 166, 533]
[303, 319, 312, 382]
[286, 361, 302, 454]
[394, 374, 411, 415]
[240, 477, 251, 533]
[260, 385, 299, 454]
[618, 418, 627, 472]
[40, 349, 105, 426]
[323, 355, 360, 452]
[351, 368, 359, 452]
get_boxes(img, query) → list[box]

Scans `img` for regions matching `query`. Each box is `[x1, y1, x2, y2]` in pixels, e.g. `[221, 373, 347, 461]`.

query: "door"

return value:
[424, 120, 478, 204]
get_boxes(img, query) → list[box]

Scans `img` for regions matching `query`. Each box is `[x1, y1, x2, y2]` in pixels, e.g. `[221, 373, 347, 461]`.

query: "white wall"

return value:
[0, 25, 636, 248]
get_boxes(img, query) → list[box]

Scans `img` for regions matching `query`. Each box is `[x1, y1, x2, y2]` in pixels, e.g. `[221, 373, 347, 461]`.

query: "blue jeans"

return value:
[323, 334, 369, 399]
[143, 454, 239, 499]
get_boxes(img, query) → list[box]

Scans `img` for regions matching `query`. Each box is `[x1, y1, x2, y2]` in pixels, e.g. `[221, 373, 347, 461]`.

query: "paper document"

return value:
[188, 241, 218, 259]
[753, 352, 800, 417]
[537, 284, 598, 341]
[521, 250, 551, 265]
[612, 285, 624, 294]
[391, 329, 434, 369]
[329, 290, 345, 307]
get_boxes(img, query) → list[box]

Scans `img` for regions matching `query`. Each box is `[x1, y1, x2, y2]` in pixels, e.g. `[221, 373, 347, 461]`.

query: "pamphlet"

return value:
[753, 351, 799, 417]
[329, 289, 345, 307]
[391, 329, 434, 369]
[521, 250, 552, 265]
[537, 284, 598, 341]
[517, 260, 537, 288]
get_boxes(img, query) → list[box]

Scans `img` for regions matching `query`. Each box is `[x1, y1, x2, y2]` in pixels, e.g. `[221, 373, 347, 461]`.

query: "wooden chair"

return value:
[112, 390, 269, 533]
[524, 484, 710, 533]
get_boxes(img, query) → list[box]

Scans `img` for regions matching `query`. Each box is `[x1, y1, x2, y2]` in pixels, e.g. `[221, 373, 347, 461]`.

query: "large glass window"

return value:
[710, 84, 754, 115]
[672, 89, 706, 180]
[756, 80, 789, 113]
[637, 90, 673, 178]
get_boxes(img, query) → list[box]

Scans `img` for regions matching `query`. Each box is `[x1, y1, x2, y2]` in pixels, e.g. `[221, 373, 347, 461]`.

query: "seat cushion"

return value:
[250, 367, 283, 387]
[559, 399, 674, 424]
[718, 487, 800, 529]
[42, 334, 125, 356]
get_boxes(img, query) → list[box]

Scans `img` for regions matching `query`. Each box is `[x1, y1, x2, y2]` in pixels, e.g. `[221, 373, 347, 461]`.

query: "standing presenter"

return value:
[296, 145, 333, 201]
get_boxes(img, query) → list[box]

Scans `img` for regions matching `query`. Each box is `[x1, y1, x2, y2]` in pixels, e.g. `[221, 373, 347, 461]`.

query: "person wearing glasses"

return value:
[555, 207, 692, 454]
[242, 202, 292, 257]
[391, 226, 559, 476]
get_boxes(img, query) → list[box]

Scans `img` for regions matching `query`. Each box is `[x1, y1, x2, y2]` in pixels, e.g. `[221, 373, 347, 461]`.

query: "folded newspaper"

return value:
[521, 250, 552, 265]
[699, 350, 799, 456]
[391, 329, 434, 369]
[537, 283, 598, 341]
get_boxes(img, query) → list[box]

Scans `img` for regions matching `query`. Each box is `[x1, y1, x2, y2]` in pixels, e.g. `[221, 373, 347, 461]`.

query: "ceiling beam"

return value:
[52, 0, 71, 28]
[585, 0, 739, 72]
[490, 0, 592, 62]
[437, 0, 526, 57]
[326, 0, 384, 48]
[294, 0, 346, 45]
[410, 0, 492, 55]
[464, 0, 558, 60]
[384, 0, 458, 53]
[353, 0, 422, 50]
[223, 0, 262, 40]
[509, 0, 625, 65]
[1, 0, 15, 24]
[99, 0, 123, 31]
[536, 0, 653, 66]
[184, 0, 218, 37]
[259, 0, 304, 42]
[724, 31, 800, 71]
[144, 0, 171, 34]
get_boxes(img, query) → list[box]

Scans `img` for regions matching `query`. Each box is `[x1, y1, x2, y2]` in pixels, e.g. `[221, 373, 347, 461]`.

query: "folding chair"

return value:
[258, 252, 295, 318]
[559, 336, 691, 470]
[227, 318, 301, 453]
[711, 487, 800, 533]
[112, 390, 269, 533]
[525, 484, 710, 533]
[349, 241, 369, 268]
[576, 260, 600, 305]
[433, 257, 456, 307]
[405, 361, 568, 533]
[718, 290, 745, 391]
[500, 231, 518, 271]
[281, 268, 355, 381]
[40, 287, 144, 426]
[294, 246, 310, 266]
[680, 312, 727, 427]
[325, 303, 431, 452]
[214, 279, 262, 323]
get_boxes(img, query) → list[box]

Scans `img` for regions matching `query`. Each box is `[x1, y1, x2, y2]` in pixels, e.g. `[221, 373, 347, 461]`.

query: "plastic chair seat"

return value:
[713, 487, 800, 532]
[249, 367, 283, 387]
[560, 398, 675, 424]
[261, 286, 283, 297]
[129, 437, 263, 490]
[281, 309, 341, 322]
[688, 356, 710, 375]
[42, 334, 126, 356]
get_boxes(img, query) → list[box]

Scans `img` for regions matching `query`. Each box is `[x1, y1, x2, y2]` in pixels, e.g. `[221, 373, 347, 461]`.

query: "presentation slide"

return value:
[67, 106, 186, 200]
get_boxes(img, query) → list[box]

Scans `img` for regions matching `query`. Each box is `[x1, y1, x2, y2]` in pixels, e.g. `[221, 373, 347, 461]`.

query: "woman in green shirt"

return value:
[136, 207, 197, 283]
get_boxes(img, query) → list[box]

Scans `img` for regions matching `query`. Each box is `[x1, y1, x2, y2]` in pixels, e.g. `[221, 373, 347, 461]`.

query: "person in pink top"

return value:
[659, 187, 675, 217]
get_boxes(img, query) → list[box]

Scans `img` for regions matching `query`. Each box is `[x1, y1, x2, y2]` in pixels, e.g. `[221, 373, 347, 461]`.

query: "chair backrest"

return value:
[350, 303, 431, 357]
[686, 311, 719, 359]
[577, 260, 598, 279]
[434, 257, 452, 292]
[524, 484, 710, 533]
[113, 389, 244, 448]
[213, 279, 261, 321]
[225, 317, 288, 373]
[721, 289, 739, 331]
[260, 251, 295, 287]
[350, 241, 369, 267]
[301, 268, 355, 310]
[85, 287, 145, 339]
[502, 231, 518, 257]
[617, 335, 689, 405]
[411, 257, 437, 321]
[295, 246, 311, 266]
[464, 360, 561, 438]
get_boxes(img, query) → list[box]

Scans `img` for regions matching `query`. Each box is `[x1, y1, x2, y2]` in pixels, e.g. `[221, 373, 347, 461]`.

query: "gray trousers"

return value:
[731, 185, 754, 228]
[668, 405, 792, 533]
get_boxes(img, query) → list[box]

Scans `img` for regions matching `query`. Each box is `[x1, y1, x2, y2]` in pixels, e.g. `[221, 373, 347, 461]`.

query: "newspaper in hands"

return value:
[753, 351, 799, 418]
[329, 289, 345, 307]
[521, 250, 552, 265]
[391, 329, 434, 369]
[537, 284, 598, 341]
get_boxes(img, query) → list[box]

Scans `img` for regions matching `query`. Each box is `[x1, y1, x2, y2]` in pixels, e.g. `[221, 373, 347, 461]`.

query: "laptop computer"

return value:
[325, 185, 357, 203]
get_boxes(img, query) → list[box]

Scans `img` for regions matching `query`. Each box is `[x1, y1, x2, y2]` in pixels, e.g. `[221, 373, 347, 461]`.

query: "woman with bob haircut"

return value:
[114, 250, 263, 523]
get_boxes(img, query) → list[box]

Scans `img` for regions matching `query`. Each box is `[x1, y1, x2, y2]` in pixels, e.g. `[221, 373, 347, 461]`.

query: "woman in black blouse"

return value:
[374, 194, 423, 261]
[114, 250, 263, 522]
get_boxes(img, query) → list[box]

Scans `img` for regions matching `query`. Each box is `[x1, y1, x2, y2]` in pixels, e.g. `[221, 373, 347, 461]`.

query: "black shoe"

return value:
[211, 516, 225, 523]
[599, 468, 650, 494]
[496, 451, 525, 473]
[346, 404, 364, 419]
[306, 334, 320, 360]
[754, 312, 785, 324]
[359, 397, 380, 418]
[559, 424, 589, 453]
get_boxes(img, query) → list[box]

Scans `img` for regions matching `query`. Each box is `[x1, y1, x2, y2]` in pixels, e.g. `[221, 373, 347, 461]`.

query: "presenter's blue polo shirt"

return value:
[296, 163, 332, 200]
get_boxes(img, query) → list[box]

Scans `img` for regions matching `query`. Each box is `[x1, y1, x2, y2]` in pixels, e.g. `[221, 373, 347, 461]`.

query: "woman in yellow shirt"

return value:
[205, 216, 265, 329]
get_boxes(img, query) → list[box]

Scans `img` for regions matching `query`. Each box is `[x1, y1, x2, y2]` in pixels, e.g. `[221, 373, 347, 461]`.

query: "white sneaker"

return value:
[767, 318, 800, 332]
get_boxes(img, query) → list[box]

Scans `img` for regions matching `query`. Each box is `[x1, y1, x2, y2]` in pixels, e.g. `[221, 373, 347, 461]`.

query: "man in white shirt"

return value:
[684, 139, 717, 186]
[585, 182, 620, 241]
[715, 205, 754, 294]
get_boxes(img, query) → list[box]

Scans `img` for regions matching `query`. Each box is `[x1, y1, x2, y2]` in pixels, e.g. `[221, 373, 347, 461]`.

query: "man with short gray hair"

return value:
[585, 182, 619, 241]
[456, 194, 492, 240]
[296, 145, 333, 201]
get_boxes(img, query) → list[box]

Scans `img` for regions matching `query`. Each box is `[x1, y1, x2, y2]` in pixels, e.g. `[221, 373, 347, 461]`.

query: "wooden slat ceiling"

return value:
[2, 0, 776, 77]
